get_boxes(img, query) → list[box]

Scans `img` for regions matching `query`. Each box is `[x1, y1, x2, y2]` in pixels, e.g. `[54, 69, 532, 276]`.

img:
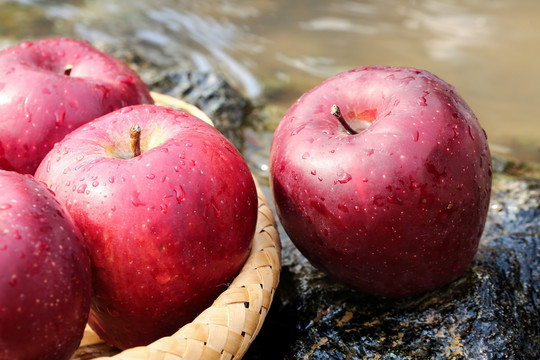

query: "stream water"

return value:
[1, 0, 539, 163]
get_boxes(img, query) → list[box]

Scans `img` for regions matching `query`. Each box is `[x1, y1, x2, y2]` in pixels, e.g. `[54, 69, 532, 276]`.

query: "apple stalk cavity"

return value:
[331, 104, 359, 135]
[64, 64, 73, 76]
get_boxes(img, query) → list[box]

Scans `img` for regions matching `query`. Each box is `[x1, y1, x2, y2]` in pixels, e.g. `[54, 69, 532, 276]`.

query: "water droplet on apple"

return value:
[110, 205, 116, 212]
[291, 124, 306, 136]
[418, 96, 427, 106]
[146, 173, 156, 180]
[173, 185, 185, 203]
[468, 125, 476, 141]
[94, 84, 111, 102]
[160, 203, 168, 214]
[156, 272, 171, 285]
[399, 76, 415, 86]
[212, 201, 221, 218]
[302, 152, 310, 160]
[387, 195, 403, 205]
[311, 169, 317, 176]
[354, 205, 361, 212]
[108, 176, 115, 184]
[413, 131, 420, 142]
[373, 195, 385, 207]
[0, 203, 12, 210]
[55, 105, 66, 126]
[116, 74, 136, 85]
[76, 184, 87, 193]
[92, 181, 99, 187]
[24, 99, 32, 122]
[9, 275, 17, 287]
[336, 169, 352, 184]
[131, 191, 146, 207]
[37, 240, 49, 252]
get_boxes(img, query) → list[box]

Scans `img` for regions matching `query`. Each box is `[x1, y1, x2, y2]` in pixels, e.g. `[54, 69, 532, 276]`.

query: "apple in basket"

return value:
[0, 170, 92, 360]
[35, 104, 258, 349]
[0, 37, 153, 175]
[269, 66, 492, 298]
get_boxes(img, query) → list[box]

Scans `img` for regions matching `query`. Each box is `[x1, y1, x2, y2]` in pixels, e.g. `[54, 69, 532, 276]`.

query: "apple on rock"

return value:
[0, 170, 92, 360]
[0, 37, 154, 175]
[270, 66, 492, 298]
[35, 104, 258, 349]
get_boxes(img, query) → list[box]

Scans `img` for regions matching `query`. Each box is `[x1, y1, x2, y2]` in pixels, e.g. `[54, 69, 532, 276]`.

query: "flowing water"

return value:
[1, 0, 539, 163]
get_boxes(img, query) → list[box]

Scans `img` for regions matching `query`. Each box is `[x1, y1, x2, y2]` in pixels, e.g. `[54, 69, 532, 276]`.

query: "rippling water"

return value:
[1, 0, 539, 162]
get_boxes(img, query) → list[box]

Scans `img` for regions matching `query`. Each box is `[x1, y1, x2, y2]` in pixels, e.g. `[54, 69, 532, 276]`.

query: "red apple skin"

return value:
[35, 104, 258, 349]
[0, 170, 92, 360]
[0, 37, 154, 175]
[270, 66, 492, 298]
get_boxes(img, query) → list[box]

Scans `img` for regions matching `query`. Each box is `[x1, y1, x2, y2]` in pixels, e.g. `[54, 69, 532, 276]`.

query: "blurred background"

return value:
[1, 0, 539, 165]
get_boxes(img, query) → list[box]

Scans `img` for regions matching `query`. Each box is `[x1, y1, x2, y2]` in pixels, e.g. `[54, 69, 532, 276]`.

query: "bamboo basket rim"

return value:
[72, 93, 281, 360]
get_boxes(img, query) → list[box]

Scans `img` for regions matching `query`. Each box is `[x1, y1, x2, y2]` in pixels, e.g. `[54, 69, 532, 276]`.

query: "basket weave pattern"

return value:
[71, 94, 281, 360]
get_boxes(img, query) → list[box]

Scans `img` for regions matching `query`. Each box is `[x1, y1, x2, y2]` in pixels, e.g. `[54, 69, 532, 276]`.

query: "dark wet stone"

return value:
[247, 156, 540, 360]
[148, 70, 253, 151]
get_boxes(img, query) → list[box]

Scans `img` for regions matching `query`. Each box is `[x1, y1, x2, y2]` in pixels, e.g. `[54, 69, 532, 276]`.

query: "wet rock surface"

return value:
[247, 156, 540, 360]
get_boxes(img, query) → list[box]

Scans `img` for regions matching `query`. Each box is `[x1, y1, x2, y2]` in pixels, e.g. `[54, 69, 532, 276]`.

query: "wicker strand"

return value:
[149, 92, 213, 126]
[71, 94, 281, 360]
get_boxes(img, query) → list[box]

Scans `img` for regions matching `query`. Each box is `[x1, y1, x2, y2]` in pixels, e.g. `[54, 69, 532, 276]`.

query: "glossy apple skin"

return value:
[35, 104, 258, 348]
[270, 66, 492, 298]
[0, 170, 92, 360]
[0, 37, 154, 175]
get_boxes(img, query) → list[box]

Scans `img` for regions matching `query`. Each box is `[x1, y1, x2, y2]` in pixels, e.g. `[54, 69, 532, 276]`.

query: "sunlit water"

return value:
[1, 0, 539, 163]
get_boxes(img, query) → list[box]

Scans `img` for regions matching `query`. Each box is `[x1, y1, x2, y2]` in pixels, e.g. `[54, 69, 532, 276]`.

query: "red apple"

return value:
[0, 37, 154, 175]
[270, 66, 492, 298]
[0, 170, 92, 360]
[35, 104, 258, 348]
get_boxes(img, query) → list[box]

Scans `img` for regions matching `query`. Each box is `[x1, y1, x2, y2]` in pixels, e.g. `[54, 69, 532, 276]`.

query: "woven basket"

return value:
[71, 93, 281, 360]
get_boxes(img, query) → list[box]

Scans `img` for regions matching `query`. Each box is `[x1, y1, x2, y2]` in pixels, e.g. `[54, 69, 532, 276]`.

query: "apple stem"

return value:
[331, 104, 358, 135]
[64, 64, 73, 76]
[130, 125, 142, 158]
